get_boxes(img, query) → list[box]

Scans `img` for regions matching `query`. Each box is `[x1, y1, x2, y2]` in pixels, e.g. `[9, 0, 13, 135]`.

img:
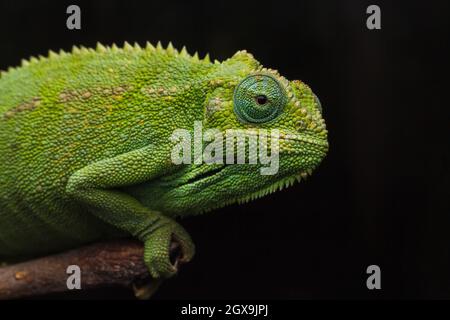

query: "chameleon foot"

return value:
[143, 224, 195, 279]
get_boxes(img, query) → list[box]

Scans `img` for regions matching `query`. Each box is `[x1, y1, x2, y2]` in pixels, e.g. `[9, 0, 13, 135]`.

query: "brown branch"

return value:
[0, 239, 181, 300]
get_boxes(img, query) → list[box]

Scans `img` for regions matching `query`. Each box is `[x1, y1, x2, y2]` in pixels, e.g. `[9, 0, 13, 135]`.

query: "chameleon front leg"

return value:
[66, 145, 195, 278]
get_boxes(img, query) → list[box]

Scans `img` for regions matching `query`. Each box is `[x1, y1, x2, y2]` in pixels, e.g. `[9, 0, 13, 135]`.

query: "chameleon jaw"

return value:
[235, 170, 311, 205]
[193, 169, 312, 215]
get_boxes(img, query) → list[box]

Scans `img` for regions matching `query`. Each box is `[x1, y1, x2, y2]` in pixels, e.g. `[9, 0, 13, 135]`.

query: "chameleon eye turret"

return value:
[233, 74, 287, 123]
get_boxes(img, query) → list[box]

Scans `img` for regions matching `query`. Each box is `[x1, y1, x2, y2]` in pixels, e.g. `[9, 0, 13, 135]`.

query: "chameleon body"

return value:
[0, 42, 328, 278]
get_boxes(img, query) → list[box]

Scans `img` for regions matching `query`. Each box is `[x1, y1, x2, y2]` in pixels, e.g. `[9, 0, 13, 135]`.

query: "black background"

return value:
[0, 0, 449, 299]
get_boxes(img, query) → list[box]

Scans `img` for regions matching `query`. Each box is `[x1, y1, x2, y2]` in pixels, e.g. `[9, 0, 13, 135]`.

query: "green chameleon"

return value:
[0, 42, 328, 279]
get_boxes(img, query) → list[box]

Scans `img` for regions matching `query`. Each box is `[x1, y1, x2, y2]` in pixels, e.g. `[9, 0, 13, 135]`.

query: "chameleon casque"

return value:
[0, 42, 328, 279]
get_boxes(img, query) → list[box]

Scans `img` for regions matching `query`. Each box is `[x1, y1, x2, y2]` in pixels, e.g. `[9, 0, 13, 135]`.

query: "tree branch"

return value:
[0, 239, 180, 299]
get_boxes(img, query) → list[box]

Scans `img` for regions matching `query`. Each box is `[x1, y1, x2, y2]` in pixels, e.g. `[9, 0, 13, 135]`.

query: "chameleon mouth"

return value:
[183, 165, 226, 185]
[279, 134, 329, 148]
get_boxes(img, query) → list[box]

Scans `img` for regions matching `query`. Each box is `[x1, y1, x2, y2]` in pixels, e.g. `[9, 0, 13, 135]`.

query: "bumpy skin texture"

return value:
[0, 42, 328, 278]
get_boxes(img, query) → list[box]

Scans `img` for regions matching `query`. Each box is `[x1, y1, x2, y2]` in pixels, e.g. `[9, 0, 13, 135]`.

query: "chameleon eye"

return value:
[233, 74, 287, 123]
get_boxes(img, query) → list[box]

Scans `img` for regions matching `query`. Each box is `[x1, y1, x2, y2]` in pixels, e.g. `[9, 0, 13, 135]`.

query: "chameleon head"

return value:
[149, 51, 328, 215]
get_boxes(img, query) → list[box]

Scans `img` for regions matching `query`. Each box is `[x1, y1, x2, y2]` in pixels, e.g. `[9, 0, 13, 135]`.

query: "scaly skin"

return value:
[0, 41, 328, 278]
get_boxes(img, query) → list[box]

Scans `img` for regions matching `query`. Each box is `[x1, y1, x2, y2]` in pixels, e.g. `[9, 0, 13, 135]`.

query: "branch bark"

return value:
[0, 239, 179, 300]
